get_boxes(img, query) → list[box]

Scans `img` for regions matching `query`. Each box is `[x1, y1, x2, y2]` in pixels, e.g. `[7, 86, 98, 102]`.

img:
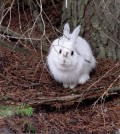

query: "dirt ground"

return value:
[0, 1, 120, 133]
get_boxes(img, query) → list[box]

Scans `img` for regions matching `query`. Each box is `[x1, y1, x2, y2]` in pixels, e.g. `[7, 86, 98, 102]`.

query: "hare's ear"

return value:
[63, 23, 70, 39]
[70, 25, 81, 44]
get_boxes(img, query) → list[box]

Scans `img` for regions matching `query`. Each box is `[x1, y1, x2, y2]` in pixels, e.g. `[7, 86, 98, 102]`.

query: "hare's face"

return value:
[53, 42, 78, 70]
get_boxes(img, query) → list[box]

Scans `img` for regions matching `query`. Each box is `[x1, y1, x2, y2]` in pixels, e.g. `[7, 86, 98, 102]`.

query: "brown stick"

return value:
[28, 86, 120, 106]
[0, 39, 31, 55]
[108, 86, 120, 93]
[28, 94, 82, 106]
[0, 25, 49, 52]
[0, 25, 24, 38]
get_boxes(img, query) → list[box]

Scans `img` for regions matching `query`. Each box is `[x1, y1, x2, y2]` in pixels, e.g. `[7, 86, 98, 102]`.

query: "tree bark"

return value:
[61, 0, 120, 60]
[0, 1, 4, 21]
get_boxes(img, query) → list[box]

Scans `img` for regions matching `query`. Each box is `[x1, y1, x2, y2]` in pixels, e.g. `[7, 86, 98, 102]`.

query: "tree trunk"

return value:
[0, 1, 4, 21]
[61, 0, 120, 60]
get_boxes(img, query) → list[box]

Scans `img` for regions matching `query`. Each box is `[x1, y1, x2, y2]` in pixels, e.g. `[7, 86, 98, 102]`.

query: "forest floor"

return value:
[0, 1, 120, 133]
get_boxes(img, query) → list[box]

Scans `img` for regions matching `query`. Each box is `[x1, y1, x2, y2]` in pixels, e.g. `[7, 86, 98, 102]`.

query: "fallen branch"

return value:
[0, 25, 49, 52]
[108, 85, 120, 93]
[0, 25, 24, 38]
[28, 94, 82, 106]
[28, 86, 120, 107]
[0, 39, 31, 55]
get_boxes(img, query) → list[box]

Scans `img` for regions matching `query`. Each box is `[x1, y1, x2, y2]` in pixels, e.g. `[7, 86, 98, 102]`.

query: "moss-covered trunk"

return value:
[61, 0, 120, 60]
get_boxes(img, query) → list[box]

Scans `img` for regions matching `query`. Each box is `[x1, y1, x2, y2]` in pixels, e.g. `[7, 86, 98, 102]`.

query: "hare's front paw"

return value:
[69, 84, 77, 89]
[79, 75, 90, 84]
[63, 84, 69, 88]
[63, 84, 77, 89]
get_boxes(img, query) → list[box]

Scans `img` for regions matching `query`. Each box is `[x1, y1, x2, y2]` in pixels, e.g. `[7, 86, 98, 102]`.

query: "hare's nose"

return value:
[63, 52, 68, 57]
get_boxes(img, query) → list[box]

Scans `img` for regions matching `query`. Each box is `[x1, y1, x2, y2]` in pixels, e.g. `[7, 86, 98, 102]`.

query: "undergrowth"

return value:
[0, 104, 33, 118]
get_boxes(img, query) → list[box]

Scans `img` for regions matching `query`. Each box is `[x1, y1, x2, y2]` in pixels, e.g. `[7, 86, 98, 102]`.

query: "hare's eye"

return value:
[71, 51, 74, 56]
[59, 49, 62, 54]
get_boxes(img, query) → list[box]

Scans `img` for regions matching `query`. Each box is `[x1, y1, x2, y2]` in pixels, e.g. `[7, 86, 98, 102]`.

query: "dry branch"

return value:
[109, 86, 120, 93]
[28, 86, 120, 107]
[28, 94, 82, 107]
[0, 39, 31, 55]
[0, 25, 49, 52]
[0, 25, 24, 38]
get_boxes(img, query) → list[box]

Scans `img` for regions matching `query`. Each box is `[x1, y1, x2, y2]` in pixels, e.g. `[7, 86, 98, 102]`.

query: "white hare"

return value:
[47, 23, 96, 89]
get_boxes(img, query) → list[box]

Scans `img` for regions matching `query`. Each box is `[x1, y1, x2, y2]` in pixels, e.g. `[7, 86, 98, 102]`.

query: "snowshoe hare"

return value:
[47, 23, 96, 89]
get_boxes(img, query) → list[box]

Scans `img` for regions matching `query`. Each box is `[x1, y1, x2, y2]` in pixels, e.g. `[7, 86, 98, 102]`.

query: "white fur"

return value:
[53, 23, 70, 46]
[47, 24, 96, 89]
